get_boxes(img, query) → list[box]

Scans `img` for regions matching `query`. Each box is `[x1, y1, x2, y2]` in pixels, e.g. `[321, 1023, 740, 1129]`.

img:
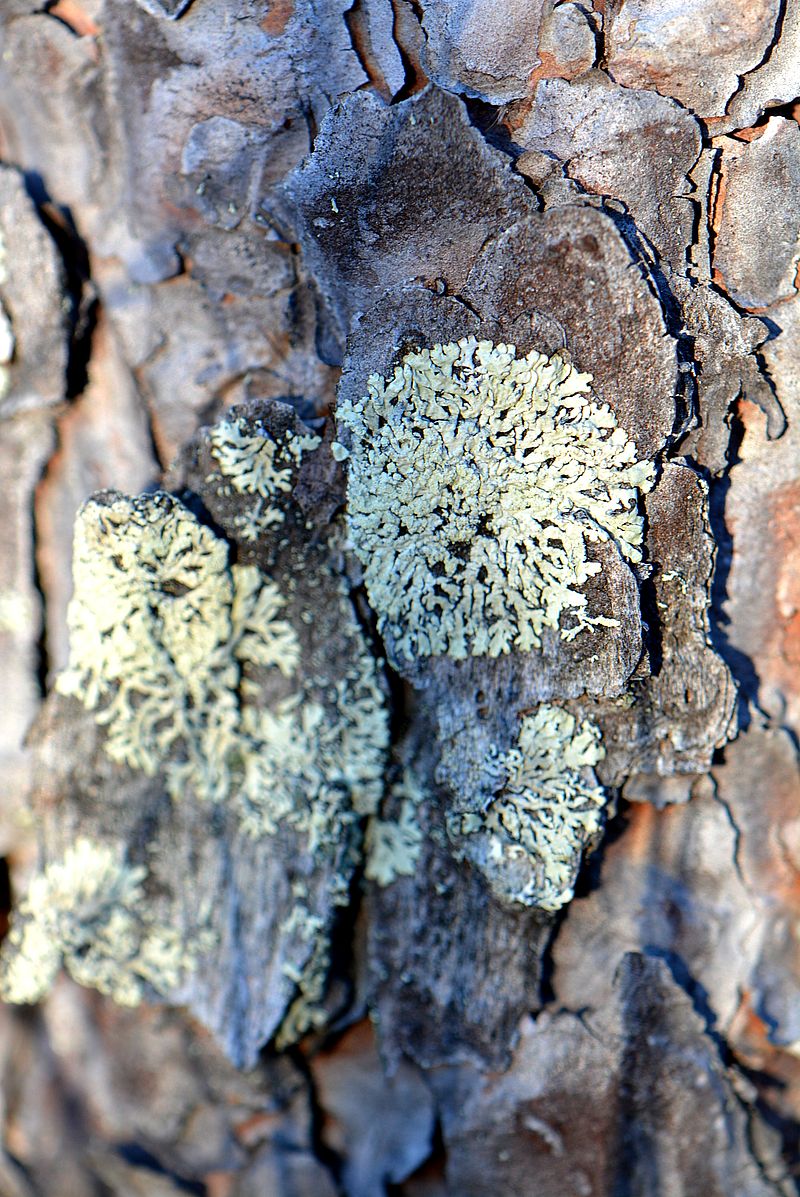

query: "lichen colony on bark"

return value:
[0, 0, 798, 1191]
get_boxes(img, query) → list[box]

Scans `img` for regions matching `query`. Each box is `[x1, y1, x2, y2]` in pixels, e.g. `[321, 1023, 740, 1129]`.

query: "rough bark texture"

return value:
[0, 2, 800, 1195]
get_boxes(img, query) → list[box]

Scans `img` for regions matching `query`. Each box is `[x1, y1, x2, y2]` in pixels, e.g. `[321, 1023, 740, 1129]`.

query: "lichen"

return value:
[276, 940, 332, 1049]
[452, 705, 606, 911]
[0, 233, 9, 400]
[209, 415, 321, 541]
[275, 901, 333, 1049]
[56, 491, 389, 846]
[58, 492, 235, 773]
[56, 493, 298, 801]
[0, 303, 13, 363]
[0, 839, 201, 1006]
[0, 590, 33, 633]
[337, 338, 655, 661]
[365, 767, 425, 886]
[50, 444, 391, 1042]
[234, 612, 389, 841]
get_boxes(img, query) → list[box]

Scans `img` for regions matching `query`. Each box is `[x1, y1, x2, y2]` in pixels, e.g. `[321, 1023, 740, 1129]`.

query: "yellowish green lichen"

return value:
[452, 705, 606, 911]
[234, 629, 389, 841]
[56, 491, 388, 845]
[0, 232, 10, 399]
[365, 767, 424, 886]
[56, 494, 297, 805]
[209, 415, 321, 541]
[275, 901, 333, 1048]
[276, 939, 332, 1049]
[49, 460, 390, 1038]
[0, 838, 202, 1006]
[0, 303, 13, 374]
[337, 338, 654, 660]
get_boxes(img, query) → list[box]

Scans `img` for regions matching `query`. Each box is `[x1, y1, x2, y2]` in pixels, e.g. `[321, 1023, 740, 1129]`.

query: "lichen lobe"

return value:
[453, 705, 607, 912]
[208, 413, 321, 541]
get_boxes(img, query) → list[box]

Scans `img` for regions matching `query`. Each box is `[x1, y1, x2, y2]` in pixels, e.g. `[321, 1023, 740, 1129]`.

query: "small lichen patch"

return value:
[365, 767, 425, 886]
[56, 493, 299, 803]
[0, 590, 33, 633]
[453, 705, 606, 911]
[58, 493, 234, 763]
[0, 303, 14, 362]
[338, 338, 655, 661]
[209, 415, 321, 541]
[231, 562, 301, 679]
[234, 622, 389, 841]
[0, 839, 201, 1006]
[275, 904, 334, 1049]
[56, 491, 388, 846]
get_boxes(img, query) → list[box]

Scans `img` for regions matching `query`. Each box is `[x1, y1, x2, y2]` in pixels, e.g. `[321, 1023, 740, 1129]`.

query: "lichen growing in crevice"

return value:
[337, 337, 655, 662]
[451, 704, 607, 911]
[276, 900, 335, 1049]
[365, 765, 425, 887]
[1, 838, 203, 1006]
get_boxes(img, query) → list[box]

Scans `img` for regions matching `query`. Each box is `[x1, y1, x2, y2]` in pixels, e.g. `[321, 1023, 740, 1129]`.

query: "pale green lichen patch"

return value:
[452, 705, 606, 911]
[56, 494, 299, 806]
[209, 415, 321, 541]
[0, 838, 201, 1006]
[338, 338, 655, 661]
[57, 492, 236, 773]
[56, 491, 388, 846]
[365, 767, 425, 886]
[48, 441, 391, 1049]
[275, 902, 333, 1049]
[234, 628, 389, 840]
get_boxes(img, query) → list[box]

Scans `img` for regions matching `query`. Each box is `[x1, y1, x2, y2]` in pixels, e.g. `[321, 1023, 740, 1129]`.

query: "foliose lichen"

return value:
[49, 480, 391, 1037]
[57, 491, 237, 769]
[276, 897, 333, 1049]
[0, 589, 32, 633]
[0, 231, 9, 400]
[56, 491, 388, 841]
[234, 623, 389, 841]
[337, 338, 655, 661]
[451, 705, 606, 912]
[0, 838, 201, 1006]
[57, 492, 293, 800]
[209, 415, 321, 541]
[365, 766, 425, 887]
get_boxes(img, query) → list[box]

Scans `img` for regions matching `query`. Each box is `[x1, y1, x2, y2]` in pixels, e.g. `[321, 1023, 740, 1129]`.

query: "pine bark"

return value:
[0, 2, 799, 1194]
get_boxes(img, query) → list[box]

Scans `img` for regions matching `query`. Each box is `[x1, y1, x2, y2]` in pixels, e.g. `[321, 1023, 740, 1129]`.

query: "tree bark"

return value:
[0, 2, 799, 1194]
